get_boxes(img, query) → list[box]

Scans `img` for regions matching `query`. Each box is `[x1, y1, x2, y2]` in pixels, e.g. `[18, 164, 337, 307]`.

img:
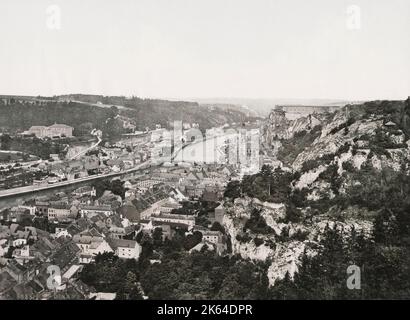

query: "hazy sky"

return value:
[0, 0, 409, 100]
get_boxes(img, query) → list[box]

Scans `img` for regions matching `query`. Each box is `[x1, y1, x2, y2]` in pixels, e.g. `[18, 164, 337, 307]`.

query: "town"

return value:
[0, 112, 262, 299]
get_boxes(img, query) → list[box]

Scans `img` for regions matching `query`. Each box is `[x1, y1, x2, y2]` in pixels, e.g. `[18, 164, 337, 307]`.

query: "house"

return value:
[4, 260, 35, 284]
[66, 218, 92, 237]
[199, 230, 223, 244]
[79, 205, 113, 218]
[73, 233, 113, 264]
[48, 203, 73, 220]
[30, 236, 58, 262]
[186, 172, 201, 183]
[96, 192, 123, 210]
[89, 292, 117, 300]
[169, 187, 188, 202]
[89, 214, 110, 236]
[185, 185, 204, 199]
[151, 213, 195, 229]
[55, 227, 70, 238]
[138, 219, 153, 231]
[191, 228, 226, 254]
[9, 207, 32, 222]
[107, 239, 141, 260]
[134, 179, 162, 189]
[189, 242, 215, 254]
[151, 221, 188, 239]
[62, 265, 82, 283]
[384, 121, 397, 127]
[9, 225, 31, 247]
[108, 225, 135, 240]
[159, 199, 182, 214]
[211, 203, 225, 224]
[50, 240, 81, 273]
[201, 190, 220, 202]
[50, 154, 60, 161]
[24, 226, 47, 242]
[132, 197, 169, 220]
[17, 205, 36, 216]
[105, 214, 124, 228]
[12, 245, 32, 261]
[73, 186, 96, 198]
[0, 271, 18, 297]
[35, 201, 49, 215]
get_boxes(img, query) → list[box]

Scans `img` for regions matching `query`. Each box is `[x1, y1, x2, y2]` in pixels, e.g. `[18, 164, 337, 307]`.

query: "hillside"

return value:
[223, 98, 410, 299]
[0, 95, 257, 135]
[58, 94, 258, 131]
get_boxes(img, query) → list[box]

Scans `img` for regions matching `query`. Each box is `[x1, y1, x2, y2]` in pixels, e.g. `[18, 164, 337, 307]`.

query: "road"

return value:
[0, 161, 154, 200]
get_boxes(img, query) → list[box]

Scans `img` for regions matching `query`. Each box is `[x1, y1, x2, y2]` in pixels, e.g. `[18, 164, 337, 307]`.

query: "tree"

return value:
[124, 271, 138, 294]
[224, 180, 241, 200]
[210, 222, 225, 234]
[183, 231, 202, 250]
[0, 134, 12, 150]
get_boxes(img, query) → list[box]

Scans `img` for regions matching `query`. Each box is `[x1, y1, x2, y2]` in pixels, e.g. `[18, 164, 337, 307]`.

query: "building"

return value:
[159, 199, 182, 214]
[35, 201, 49, 215]
[26, 124, 73, 138]
[108, 225, 135, 240]
[108, 239, 141, 260]
[72, 186, 97, 198]
[185, 185, 205, 199]
[213, 204, 225, 224]
[48, 204, 72, 220]
[151, 213, 195, 228]
[73, 234, 113, 264]
[17, 206, 36, 216]
[200, 230, 223, 244]
[134, 179, 163, 189]
[4, 260, 35, 284]
[79, 205, 113, 218]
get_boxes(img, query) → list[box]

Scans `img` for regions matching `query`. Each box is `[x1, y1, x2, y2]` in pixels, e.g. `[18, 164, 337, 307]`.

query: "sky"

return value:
[0, 0, 409, 100]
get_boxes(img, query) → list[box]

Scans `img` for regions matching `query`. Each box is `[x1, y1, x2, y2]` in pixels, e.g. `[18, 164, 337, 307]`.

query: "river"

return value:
[173, 134, 231, 164]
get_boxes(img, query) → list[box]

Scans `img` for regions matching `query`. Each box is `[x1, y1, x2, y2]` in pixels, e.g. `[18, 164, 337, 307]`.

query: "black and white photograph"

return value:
[0, 0, 410, 308]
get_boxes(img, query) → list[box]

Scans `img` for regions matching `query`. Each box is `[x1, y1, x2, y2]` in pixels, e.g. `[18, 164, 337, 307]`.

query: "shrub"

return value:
[342, 161, 355, 172]
[244, 209, 274, 234]
[254, 238, 264, 247]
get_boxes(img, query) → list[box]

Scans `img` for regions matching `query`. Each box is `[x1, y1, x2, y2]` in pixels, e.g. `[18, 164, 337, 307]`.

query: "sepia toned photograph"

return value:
[0, 0, 409, 308]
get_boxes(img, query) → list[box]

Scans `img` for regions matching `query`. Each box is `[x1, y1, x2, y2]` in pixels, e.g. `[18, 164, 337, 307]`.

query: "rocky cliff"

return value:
[222, 197, 372, 286]
[262, 109, 325, 143]
[222, 98, 410, 288]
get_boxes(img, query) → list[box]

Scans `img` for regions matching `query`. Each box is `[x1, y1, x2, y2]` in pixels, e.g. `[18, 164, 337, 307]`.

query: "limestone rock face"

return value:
[223, 101, 410, 288]
[222, 197, 372, 286]
[262, 109, 323, 143]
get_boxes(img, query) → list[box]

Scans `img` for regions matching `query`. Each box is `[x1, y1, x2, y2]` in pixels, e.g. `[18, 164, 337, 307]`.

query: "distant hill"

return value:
[0, 94, 258, 135]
